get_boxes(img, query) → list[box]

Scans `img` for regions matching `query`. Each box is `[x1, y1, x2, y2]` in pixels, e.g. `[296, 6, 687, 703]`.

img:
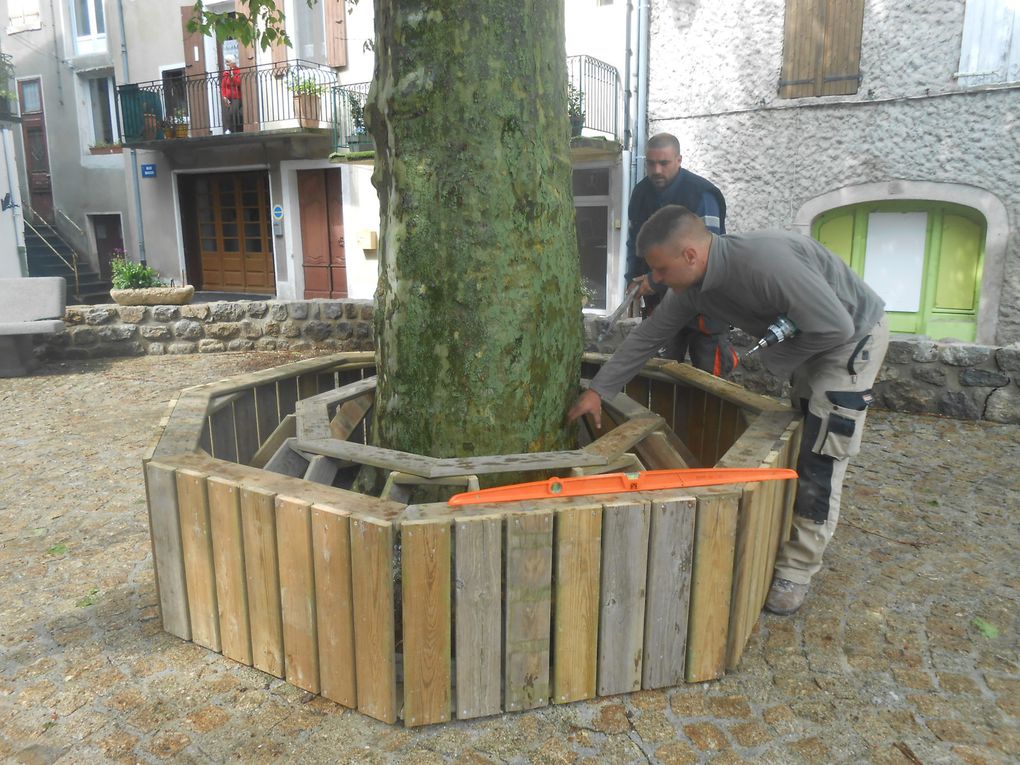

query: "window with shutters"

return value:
[69, 0, 107, 55]
[957, 0, 1020, 86]
[7, 0, 42, 33]
[778, 0, 865, 98]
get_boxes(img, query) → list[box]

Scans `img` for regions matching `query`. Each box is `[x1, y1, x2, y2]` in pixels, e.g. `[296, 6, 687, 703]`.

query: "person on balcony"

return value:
[627, 133, 737, 377]
[221, 55, 243, 134]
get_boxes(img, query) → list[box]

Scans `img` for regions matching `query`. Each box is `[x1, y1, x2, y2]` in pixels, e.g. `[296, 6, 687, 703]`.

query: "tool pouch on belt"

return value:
[812, 390, 874, 460]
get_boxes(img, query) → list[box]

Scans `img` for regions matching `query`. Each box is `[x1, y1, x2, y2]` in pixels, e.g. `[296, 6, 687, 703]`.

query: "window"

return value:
[778, 0, 865, 98]
[293, 0, 348, 68]
[83, 75, 119, 146]
[814, 202, 986, 341]
[70, 0, 106, 55]
[573, 167, 613, 311]
[957, 0, 1020, 86]
[7, 0, 42, 32]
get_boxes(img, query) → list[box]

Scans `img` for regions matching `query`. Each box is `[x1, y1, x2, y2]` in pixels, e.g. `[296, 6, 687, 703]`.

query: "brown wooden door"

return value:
[194, 172, 275, 293]
[18, 79, 53, 222]
[299, 169, 348, 298]
[91, 214, 124, 280]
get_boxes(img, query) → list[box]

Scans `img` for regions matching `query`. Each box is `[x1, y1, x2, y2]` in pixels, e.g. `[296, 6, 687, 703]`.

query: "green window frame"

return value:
[813, 201, 986, 341]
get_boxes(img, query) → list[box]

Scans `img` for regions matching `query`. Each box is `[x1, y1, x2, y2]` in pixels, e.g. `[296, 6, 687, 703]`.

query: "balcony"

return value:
[116, 55, 621, 154]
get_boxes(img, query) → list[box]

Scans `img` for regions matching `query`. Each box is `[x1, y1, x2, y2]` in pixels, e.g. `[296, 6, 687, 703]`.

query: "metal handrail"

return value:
[56, 209, 86, 240]
[331, 81, 371, 150]
[567, 55, 620, 140]
[24, 214, 80, 299]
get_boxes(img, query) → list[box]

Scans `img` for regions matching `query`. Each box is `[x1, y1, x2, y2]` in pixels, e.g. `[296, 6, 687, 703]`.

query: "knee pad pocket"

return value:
[812, 389, 873, 461]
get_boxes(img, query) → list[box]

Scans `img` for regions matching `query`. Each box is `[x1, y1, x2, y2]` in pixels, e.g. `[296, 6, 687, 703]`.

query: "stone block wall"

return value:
[45, 299, 375, 360]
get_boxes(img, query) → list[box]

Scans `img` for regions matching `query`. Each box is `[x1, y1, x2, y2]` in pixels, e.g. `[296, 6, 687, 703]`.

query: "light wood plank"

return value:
[351, 516, 398, 724]
[276, 496, 320, 693]
[598, 501, 650, 696]
[264, 437, 310, 477]
[207, 477, 252, 665]
[233, 390, 260, 466]
[454, 515, 502, 720]
[635, 430, 691, 470]
[582, 416, 663, 461]
[727, 482, 767, 670]
[241, 485, 285, 677]
[304, 455, 340, 485]
[685, 490, 739, 682]
[642, 497, 696, 689]
[311, 504, 357, 708]
[208, 405, 238, 463]
[554, 505, 602, 704]
[249, 414, 296, 469]
[144, 462, 191, 640]
[331, 392, 374, 441]
[504, 510, 553, 712]
[401, 520, 452, 726]
[176, 469, 221, 652]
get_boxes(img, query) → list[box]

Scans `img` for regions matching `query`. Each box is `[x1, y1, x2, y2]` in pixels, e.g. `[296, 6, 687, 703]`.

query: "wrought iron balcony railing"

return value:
[115, 54, 621, 151]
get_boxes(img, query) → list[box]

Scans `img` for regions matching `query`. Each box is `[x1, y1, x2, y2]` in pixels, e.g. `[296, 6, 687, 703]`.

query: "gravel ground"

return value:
[1, 353, 1017, 765]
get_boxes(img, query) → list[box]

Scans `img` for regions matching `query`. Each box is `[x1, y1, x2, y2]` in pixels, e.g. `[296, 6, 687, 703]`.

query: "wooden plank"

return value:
[716, 402, 741, 464]
[150, 391, 212, 459]
[553, 505, 602, 704]
[232, 390, 260, 466]
[316, 370, 337, 392]
[686, 388, 708, 467]
[625, 377, 650, 408]
[597, 501, 650, 696]
[685, 490, 739, 682]
[241, 485, 285, 677]
[296, 397, 334, 441]
[144, 462, 191, 640]
[276, 496, 320, 694]
[175, 469, 221, 652]
[208, 404, 238, 463]
[641, 497, 696, 689]
[264, 437, 310, 477]
[207, 477, 252, 665]
[716, 410, 797, 469]
[304, 455, 340, 485]
[635, 430, 691, 470]
[351, 516, 398, 724]
[277, 377, 299, 419]
[401, 520, 452, 726]
[701, 391, 723, 466]
[250, 414, 296, 469]
[254, 381, 281, 449]
[297, 372, 320, 400]
[648, 378, 676, 431]
[312, 504, 357, 708]
[726, 482, 766, 670]
[504, 510, 553, 712]
[294, 438, 606, 479]
[454, 515, 502, 720]
[199, 417, 212, 455]
[637, 360, 791, 413]
[331, 392, 374, 441]
[581, 416, 663, 461]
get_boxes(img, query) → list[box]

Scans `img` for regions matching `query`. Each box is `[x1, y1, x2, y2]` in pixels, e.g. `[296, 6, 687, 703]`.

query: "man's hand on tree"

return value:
[567, 389, 603, 428]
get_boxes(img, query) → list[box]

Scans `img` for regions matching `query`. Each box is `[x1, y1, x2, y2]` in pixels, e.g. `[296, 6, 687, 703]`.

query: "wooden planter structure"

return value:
[144, 352, 801, 726]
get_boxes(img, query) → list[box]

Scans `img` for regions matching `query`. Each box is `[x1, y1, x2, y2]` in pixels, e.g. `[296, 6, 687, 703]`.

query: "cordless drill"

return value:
[745, 315, 798, 357]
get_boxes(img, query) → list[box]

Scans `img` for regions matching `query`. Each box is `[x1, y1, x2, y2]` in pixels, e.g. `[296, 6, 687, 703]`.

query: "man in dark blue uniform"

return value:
[626, 133, 738, 376]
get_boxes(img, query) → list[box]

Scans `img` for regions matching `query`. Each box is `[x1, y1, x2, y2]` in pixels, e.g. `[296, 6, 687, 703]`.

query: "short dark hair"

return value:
[646, 133, 681, 155]
[636, 205, 706, 258]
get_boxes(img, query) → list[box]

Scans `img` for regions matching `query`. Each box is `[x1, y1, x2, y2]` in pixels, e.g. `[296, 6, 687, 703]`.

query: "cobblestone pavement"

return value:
[1, 354, 1018, 765]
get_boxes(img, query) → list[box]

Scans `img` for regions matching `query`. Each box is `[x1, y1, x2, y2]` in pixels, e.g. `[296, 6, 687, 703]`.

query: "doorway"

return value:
[89, 214, 124, 280]
[298, 168, 348, 298]
[179, 171, 275, 293]
[18, 78, 53, 222]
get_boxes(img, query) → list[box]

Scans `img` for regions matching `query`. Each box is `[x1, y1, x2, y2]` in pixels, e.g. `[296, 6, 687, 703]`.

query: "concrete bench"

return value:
[0, 277, 66, 377]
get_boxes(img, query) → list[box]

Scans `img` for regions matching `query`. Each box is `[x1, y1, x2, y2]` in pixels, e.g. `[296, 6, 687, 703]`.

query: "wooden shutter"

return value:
[326, 0, 349, 68]
[957, 0, 1020, 86]
[779, 0, 864, 98]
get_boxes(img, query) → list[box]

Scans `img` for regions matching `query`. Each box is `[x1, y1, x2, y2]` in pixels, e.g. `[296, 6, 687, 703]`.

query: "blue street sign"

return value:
[141, 164, 156, 178]
[272, 204, 284, 221]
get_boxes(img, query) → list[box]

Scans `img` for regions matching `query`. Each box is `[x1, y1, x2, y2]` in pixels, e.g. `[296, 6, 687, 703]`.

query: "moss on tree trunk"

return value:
[369, 0, 583, 459]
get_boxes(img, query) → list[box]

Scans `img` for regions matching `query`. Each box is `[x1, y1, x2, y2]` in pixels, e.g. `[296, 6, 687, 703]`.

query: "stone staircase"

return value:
[24, 222, 111, 305]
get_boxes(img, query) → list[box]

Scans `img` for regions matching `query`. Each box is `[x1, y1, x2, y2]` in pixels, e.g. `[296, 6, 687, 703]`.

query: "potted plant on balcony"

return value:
[88, 141, 124, 155]
[346, 92, 373, 152]
[109, 254, 194, 306]
[568, 84, 585, 138]
[292, 76, 323, 127]
[169, 106, 190, 138]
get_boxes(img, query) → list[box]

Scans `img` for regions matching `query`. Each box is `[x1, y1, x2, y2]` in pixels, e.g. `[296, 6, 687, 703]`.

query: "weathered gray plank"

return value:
[264, 437, 310, 477]
[233, 389, 260, 466]
[582, 416, 664, 461]
[144, 462, 191, 640]
[250, 414, 296, 470]
[597, 501, 650, 696]
[642, 497, 696, 689]
[303, 455, 340, 486]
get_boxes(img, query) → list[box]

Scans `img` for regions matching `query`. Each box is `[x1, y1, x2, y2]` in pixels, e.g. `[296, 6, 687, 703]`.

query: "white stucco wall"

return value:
[648, 0, 1020, 345]
[0, 128, 25, 278]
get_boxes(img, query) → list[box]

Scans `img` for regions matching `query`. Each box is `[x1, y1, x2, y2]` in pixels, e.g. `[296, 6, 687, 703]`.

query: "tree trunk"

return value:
[369, 0, 583, 459]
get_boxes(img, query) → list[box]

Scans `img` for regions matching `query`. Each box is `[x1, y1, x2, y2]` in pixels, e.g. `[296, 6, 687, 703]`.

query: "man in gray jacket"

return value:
[568, 205, 889, 615]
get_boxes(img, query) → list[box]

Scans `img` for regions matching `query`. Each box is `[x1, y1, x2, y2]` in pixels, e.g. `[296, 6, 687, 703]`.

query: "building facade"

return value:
[647, 0, 1019, 345]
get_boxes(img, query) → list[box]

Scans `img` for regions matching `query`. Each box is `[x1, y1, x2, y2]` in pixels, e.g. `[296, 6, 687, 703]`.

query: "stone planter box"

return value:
[110, 286, 195, 306]
[143, 352, 801, 726]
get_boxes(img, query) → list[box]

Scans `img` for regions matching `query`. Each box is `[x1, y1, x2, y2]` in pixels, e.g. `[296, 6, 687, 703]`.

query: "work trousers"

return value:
[774, 315, 890, 585]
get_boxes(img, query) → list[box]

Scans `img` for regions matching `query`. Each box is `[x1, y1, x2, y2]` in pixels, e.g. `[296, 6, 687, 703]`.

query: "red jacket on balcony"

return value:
[220, 62, 241, 101]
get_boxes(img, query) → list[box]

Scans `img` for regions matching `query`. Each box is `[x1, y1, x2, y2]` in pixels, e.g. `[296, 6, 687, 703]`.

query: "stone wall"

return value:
[45, 299, 375, 359]
[586, 318, 1020, 425]
[36, 302, 1018, 424]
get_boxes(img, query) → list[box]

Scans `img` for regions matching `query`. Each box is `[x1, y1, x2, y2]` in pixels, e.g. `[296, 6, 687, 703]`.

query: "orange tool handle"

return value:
[448, 467, 798, 507]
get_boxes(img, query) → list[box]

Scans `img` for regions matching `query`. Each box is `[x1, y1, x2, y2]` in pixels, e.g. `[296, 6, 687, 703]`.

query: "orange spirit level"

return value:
[448, 467, 798, 506]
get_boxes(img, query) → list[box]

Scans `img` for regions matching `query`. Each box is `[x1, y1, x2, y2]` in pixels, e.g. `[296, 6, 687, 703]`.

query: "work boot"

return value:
[765, 576, 809, 615]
